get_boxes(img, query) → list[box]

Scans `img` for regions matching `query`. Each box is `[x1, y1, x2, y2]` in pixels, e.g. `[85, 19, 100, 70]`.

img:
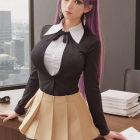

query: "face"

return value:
[61, 0, 93, 20]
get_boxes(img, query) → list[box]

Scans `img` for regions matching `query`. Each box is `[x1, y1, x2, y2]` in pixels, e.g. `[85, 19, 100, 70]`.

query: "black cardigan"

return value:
[14, 25, 110, 136]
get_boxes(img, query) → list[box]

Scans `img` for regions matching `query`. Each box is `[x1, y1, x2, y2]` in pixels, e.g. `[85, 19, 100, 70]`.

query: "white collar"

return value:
[43, 18, 84, 44]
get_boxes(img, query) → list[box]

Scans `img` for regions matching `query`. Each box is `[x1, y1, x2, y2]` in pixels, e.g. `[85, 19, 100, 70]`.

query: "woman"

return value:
[0, 0, 128, 140]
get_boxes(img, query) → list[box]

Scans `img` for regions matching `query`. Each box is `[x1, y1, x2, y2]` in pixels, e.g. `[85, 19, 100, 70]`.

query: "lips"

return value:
[65, 11, 72, 14]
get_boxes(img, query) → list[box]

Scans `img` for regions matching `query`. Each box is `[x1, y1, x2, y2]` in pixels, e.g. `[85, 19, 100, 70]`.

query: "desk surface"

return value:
[0, 89, 140, 140]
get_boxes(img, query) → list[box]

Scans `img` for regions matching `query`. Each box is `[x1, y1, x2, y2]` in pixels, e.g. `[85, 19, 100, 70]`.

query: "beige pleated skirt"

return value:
[19, 88, 100, 140]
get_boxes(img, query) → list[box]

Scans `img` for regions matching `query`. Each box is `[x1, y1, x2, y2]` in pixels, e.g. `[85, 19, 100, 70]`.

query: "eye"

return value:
[75, 0, 82, 4]
[65, 0, 82, 5]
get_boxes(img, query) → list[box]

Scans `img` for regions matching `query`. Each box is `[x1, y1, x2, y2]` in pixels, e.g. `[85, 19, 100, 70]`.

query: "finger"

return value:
[0, 111, 5, 114]
[0, 113, 5, 116]
[115, 134, 127, 140]
[0, 113, 8, 116]
[114, 131, 123, 136]
[114, 132, 127, 139]
[3, 117, 10, 122]
[3, 119, 6, 122]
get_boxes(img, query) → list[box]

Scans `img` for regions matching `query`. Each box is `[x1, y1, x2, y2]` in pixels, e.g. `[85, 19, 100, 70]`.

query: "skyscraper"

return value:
[0, 11, 12, 54]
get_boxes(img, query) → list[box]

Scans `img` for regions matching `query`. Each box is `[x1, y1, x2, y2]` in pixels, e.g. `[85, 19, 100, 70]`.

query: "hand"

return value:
[0, 110, 20, 122]
[103, 131, 128, 140]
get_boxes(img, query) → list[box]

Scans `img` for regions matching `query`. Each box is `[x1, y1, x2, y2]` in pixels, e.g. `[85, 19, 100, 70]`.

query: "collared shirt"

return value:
[14, 19, 110, 136]
[43, 17, 84, 76]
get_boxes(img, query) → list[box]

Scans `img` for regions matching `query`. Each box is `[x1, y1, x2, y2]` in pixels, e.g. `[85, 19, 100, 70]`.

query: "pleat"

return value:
[32, 100, 53, 140]
[75, 99, 100, 140]
[51, 102, 68, 140]
[68, 101, 84, 140]
[24, 94, 37, 110]
[79, 93, 94, 120]
[81, 94, 100, 135]
[19, 95, 42, 135]
[23, 94, 38, 118]
[24, 98, 41, 139]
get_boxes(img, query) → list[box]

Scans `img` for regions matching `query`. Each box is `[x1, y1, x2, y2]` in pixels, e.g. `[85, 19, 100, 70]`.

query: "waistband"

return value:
[36, 88, 82, 103]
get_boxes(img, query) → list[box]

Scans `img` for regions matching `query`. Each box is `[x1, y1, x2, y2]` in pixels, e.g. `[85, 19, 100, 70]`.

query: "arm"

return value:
[14, 65, 39, 115]
[84, 38, 110, 136]
[14, 25, 45, 115]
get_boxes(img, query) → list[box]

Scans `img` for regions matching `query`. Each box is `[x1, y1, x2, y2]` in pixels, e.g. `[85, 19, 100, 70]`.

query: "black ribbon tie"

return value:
[48, 29, 70, 43]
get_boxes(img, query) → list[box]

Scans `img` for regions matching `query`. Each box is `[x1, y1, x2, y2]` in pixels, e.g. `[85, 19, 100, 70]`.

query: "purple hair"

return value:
[54, 0, 103, 101]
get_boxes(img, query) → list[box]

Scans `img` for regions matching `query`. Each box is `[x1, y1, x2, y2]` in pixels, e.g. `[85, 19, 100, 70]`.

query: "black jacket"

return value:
[14, 25, 110, 136]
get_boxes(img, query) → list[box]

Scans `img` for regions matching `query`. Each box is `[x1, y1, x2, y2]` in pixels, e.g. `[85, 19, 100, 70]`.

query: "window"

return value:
[0, 0, 33, 91]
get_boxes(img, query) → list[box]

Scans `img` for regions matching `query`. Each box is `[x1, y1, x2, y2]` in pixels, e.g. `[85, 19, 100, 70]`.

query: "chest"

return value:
[31, 34, 88, 78]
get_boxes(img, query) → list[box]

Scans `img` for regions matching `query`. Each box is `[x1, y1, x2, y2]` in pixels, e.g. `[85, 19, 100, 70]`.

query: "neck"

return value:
[63, 18, 81, 31]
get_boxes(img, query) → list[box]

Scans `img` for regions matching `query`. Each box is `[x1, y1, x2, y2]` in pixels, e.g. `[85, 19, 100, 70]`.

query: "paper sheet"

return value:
[113, 126, 140, 140]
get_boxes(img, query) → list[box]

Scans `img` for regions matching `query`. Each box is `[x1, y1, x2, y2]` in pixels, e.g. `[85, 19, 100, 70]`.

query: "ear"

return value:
[84, 4, 93, 14]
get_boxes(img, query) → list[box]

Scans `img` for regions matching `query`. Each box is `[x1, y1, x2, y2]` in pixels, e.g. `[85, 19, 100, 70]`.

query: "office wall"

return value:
[34, 0, 58, 44]
[99, 0, 136, 91]
[34, 0, 136, 92]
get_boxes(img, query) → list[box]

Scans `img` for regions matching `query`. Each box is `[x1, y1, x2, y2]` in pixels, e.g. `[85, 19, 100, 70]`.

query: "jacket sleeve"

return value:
[14, 26, 45, 115]
[84, 38, 110, 136]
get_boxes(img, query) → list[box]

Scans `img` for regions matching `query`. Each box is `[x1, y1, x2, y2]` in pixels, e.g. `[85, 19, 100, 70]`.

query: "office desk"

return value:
[0, 89, 140, 140]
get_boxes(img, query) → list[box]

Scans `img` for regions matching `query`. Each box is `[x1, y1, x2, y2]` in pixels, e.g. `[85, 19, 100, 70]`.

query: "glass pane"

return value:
[0, 0, 30, 86]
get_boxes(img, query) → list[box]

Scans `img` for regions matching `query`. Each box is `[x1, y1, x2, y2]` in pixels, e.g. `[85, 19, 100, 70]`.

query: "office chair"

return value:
[124, 68, 140, 102]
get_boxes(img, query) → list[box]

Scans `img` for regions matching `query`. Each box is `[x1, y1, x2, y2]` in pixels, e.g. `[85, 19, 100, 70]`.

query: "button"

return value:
[51, 75, 55, 79]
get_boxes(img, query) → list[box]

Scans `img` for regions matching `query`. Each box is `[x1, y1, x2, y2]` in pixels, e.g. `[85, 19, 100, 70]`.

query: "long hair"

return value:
[54, 0, 104, 101]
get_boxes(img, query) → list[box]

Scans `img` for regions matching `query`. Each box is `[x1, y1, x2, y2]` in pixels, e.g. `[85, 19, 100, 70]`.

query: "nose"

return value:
[66, 0, 73, 8]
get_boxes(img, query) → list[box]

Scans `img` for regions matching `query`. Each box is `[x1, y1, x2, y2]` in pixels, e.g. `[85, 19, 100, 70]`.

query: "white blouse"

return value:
[43, 18, 84, 76]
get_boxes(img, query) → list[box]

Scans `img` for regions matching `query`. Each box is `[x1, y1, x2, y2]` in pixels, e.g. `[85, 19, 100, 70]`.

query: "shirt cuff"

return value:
[14, 105, 26, 116]
[98, 125, 110, 136]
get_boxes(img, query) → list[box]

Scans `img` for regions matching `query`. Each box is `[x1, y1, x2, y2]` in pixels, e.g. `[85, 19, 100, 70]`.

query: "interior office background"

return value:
[0, 0, 139, 94]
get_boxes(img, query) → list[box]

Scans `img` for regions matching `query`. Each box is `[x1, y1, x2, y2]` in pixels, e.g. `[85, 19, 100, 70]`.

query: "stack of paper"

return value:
[101, 89, 140, 117]
[113, 126, 140, 140]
